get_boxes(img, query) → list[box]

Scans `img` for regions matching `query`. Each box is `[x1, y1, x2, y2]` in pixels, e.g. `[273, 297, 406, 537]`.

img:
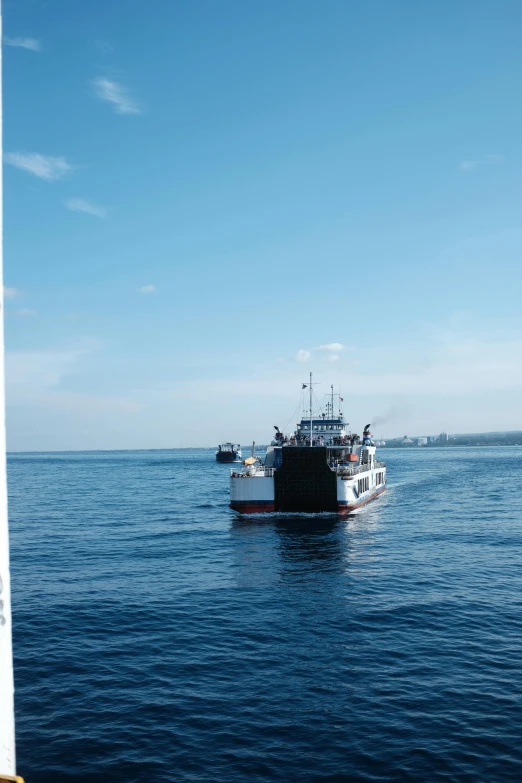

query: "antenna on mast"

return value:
[302, 372, 319, 446]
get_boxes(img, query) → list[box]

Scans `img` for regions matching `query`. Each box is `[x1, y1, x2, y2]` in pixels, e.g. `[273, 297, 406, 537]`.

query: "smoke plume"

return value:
[371, 404, 411, 429]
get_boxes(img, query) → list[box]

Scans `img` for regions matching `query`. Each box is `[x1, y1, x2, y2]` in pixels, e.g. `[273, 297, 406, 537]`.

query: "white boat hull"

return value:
[230, 456, 386, 515]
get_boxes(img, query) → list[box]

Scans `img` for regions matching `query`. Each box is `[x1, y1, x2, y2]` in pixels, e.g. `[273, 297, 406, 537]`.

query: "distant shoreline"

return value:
[384, 431, 522, 448]
[7, 442, 522, 455]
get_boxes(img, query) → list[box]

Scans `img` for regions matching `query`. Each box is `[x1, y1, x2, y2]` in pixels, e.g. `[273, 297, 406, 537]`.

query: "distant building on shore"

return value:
[385, 430, 522, 448]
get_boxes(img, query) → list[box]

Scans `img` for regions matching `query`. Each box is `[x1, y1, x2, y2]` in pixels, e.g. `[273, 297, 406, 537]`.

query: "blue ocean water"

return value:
[7, 447, 522, 783]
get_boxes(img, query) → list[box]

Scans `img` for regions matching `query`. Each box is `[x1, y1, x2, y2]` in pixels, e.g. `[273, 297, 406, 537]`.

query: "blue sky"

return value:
[4, 0, 522, 450]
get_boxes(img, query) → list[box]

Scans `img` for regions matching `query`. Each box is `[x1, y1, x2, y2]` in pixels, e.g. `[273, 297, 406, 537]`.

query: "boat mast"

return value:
[331, 385, 334, 419]
[0, 1, 17, 776]
[309, 371, 313, 446]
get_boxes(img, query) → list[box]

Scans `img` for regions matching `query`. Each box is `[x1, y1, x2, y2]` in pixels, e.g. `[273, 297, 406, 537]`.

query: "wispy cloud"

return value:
[94, 39, 114, 55]
[4, 36, 41, 52]
[458, 155, 504, 174]
[5, 152, 73, 181]
[6, 342, 141, 421]
[317, 343, 344, 352]
[296, 342, 347, 362]
[15, 308, 37, 317]
[138, 284, 156, 294]
[4, 287, 21, 299]
[458, 160, 478, 173]
[92, 77, 141, 115]
[64, 198, 107, 219]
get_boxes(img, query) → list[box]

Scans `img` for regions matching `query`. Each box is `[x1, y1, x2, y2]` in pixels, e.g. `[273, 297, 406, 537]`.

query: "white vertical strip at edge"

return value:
[0, 1, 17, 776]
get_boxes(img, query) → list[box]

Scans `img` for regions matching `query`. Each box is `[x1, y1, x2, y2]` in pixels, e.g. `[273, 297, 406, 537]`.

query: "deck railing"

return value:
[331, 460, 386, 477]
[230, 467, 275, 478]
[231, 462, 385, 479]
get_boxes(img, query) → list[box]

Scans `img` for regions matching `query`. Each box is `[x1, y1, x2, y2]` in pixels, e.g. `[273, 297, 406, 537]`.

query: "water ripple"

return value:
[8, 447, 522, 782]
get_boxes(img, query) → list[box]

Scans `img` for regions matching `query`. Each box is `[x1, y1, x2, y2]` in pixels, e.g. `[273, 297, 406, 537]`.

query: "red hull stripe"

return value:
[230, 487, 385, 515]
[230, 502, 275, 514]
[338, 486, 386, 514]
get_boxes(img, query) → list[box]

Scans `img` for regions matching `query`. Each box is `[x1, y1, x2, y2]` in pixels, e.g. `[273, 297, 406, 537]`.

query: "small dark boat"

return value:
[216, 443, 242, 463]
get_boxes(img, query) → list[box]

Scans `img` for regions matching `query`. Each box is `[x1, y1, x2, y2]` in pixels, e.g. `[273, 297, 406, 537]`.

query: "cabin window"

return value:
[359, 477, 370, 493]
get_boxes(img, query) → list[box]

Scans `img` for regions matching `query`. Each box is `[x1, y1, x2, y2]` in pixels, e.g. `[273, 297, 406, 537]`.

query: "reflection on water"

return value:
[231, 513, 362, 581]
[229, 516, 281, 588]
[230, 496, 392, 588]
[274, 515, 343, 573]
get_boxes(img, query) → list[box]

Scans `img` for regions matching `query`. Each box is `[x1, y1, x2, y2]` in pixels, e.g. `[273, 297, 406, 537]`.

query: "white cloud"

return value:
[15, 308, 37, 317]
[458, 155, 504, 173]
[7, 317, 522, 450]
[7, 348, 85, 392]
[4, 36, 41, 52]
[6, 342, 141, 414]
[64, 198, 107, 219]
[295, 342, 346, 362]
[6, 343, 141, 450]
[195, 319, 522, 404]
[317, 343, 344, 352]
[5, 152, 73, 181]
[92, 77, 141, 115]
[4, 287, 21, 299]
[138, 284, 156, 294]
[458, 160, 477, 172]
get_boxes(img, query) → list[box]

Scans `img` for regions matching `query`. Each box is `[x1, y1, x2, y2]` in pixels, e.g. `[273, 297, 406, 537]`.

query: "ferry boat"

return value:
[230, 374, 386, 514]
[216, 443, 242, 463]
